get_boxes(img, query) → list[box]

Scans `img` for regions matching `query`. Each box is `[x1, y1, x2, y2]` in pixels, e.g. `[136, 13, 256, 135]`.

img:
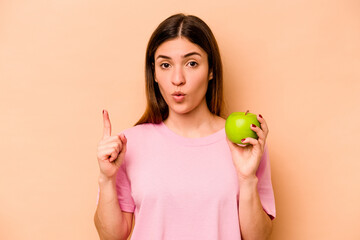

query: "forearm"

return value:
[94, 176, 129, 240]
[238, 177, 272, 240]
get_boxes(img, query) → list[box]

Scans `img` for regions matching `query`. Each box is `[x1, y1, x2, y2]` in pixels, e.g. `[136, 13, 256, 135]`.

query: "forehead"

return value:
[155, 37, 206, 57]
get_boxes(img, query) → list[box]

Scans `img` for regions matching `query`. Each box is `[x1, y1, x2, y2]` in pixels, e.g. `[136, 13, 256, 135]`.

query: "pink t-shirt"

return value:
[114, 122, 275, 239]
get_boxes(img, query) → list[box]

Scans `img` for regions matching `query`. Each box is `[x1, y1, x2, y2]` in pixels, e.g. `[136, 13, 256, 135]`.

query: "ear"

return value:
[208, 71, 213, 81]
[152, 63, 158, 83]
[154, 74, 158, 83]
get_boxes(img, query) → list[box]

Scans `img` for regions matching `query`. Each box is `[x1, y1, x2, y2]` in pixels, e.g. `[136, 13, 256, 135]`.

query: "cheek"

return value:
[155, 78, 172, 101]
[188, 72, 210, 92]
[155, 68, 171, 85]
[156, 82, 167, 98]
[154, 70, 168, 89]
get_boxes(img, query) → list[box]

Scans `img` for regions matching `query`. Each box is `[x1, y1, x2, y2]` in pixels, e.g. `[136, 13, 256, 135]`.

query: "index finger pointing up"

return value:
[102, 109, 111, 138]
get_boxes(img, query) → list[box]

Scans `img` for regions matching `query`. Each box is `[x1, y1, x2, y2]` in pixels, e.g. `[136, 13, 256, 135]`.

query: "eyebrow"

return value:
[155, 51, 202, 60]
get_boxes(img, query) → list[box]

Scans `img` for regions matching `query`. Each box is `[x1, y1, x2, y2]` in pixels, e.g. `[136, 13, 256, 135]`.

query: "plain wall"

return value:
[1, 0, 359, 239]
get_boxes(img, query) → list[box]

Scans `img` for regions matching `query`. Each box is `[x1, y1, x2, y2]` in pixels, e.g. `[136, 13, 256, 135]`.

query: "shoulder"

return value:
[120, 123, 162, 158]
[119, 123, 158, 137]
[116, 123, 158, 154]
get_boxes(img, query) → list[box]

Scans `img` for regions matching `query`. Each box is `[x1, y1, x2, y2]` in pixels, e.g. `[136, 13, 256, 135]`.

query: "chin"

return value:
[169, 104, 194, 115]
[166, 96, 206, 116]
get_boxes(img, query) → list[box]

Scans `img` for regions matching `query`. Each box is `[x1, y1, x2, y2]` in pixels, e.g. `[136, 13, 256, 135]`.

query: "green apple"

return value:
[225, 110, 261, 144]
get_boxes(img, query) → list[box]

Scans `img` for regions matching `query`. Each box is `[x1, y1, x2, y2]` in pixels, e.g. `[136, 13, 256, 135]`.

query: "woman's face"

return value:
[154, 37, 213, 116]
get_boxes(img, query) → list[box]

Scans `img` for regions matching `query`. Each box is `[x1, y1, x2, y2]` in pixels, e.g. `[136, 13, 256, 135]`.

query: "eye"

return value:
[187, 61, 198, 67]
[160, 63, 171, 69]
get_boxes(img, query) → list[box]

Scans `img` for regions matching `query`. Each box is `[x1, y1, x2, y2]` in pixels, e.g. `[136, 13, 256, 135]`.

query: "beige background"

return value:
[1, 0, 359, 239]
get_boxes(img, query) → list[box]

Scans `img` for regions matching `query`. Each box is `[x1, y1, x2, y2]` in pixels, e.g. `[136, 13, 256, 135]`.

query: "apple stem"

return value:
[245, 110, 249, 115]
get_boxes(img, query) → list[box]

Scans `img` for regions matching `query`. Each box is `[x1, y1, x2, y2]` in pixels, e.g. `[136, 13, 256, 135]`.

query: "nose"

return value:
[171, 67, 186, 86]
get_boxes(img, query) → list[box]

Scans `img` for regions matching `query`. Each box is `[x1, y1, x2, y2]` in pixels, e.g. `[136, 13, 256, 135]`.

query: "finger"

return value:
[98, 146, 119, 156]
[102, 109, 112, 139]
[241, 137, 260, 147]
[115, 134, 127, 166]
[98, 147, 119, 161]
[98, 142, 120, 153]
[226, 136, 247, 149]
[118, 133, 127, 145]
[110, 133, 127, 154]
[109, 151, 119, 162]
[100, 135, 122, 145]
[257, 114, 269, 137]
[250, 124, 266, 146]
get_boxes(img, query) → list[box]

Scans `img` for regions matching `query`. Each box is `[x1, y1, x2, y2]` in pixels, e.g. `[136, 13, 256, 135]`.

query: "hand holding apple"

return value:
[225, 110, 261, 145]
[225, 111, 269, 181]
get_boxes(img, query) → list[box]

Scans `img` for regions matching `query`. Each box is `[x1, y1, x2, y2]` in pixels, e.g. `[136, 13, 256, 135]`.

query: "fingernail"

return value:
[241, 138, 246, 142]
[259, 114, 263, 118]
[251, 124, 256, 128]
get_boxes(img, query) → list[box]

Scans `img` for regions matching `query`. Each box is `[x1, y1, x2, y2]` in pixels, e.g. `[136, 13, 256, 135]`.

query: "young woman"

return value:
[94, 13, 275, 240]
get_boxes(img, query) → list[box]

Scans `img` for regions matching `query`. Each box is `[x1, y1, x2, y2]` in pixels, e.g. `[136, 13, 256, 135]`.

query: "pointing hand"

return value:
[96, 110, 127, 180]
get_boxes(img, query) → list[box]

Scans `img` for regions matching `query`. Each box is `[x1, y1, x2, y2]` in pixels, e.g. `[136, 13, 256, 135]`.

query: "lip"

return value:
[171, 91, 186, 103]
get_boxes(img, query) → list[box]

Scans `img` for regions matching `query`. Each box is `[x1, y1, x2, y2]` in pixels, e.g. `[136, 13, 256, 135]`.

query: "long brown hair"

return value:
[135, 13, 223, 125]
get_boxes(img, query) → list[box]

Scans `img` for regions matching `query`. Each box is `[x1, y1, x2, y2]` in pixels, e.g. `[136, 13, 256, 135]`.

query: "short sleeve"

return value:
[256, 143, 276, 219]
[115, 158, 136, 212]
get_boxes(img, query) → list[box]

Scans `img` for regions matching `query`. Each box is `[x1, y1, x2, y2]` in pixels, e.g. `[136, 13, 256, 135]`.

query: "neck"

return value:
[164, 101, 224, 138]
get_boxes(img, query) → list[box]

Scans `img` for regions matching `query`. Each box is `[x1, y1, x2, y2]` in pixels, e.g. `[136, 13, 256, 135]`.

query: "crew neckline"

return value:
[154, 121, 226, 146]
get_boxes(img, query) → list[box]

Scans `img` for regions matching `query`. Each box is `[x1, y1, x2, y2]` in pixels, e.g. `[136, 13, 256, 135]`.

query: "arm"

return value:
[95, 110, 133, 239]
[94, 176, 133, 240]
[238, 177, 272, 240]
[226, 114, 274, 240]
